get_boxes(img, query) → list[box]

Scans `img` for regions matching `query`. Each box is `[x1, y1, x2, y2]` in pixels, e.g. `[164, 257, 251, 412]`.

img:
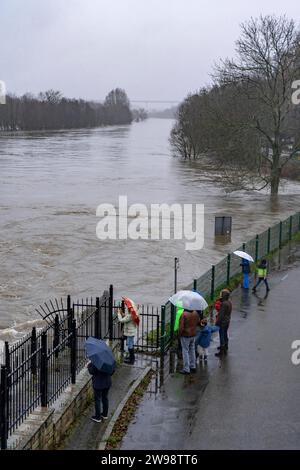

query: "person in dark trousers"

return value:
[240, 258, 251, 288]
[252, 259, 270, 293]
[215, 290, 232, 357]
[178, 309, 201, 374]
[88, 362, 113, 423]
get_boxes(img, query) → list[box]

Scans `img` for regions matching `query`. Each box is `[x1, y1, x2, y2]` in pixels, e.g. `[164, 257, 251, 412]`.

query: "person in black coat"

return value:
[87, 362, 112, 423]
[215, 291, 232, 357]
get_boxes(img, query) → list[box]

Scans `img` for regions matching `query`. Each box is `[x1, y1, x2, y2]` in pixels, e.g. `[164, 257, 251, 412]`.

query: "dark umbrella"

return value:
[85, 337, 116, 375]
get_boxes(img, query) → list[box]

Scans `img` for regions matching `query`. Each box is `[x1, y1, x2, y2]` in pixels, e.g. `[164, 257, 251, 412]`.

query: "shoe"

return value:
[252, 288, 256, 293]
[217, 346, 221, 350]
[91, 416, 102, 423]
[124, 349, 135, 365]
[203, 356, 208, 362]
[215, 347, 225, 358]
[101, 415, 108, 420]
[190, 368, 197, 373]
[179, 370, 190, 375]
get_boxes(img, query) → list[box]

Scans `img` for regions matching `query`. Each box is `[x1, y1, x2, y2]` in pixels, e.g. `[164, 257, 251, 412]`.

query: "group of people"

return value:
[87, 259, 271, 420]
[178, 258, 270, 374]
[178, 289, 232, 375]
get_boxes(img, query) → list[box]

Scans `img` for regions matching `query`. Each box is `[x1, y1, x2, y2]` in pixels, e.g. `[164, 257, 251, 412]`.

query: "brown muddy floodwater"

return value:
[1, 118, 300, 345]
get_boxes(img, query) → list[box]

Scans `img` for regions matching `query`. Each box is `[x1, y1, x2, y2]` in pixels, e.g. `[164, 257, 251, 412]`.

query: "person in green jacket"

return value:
[252, 259, 270, 293]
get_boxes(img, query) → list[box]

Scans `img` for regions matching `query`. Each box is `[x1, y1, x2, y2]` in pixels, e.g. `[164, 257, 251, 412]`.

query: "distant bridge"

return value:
[130, 100, 180, 104]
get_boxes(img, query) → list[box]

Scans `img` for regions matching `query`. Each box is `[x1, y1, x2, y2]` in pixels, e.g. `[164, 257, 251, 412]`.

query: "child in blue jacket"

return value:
[197, 319, 219, 362]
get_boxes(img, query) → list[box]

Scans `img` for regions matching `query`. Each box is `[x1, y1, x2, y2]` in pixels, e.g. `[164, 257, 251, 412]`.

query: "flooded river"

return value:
[1, 118, 300, 340]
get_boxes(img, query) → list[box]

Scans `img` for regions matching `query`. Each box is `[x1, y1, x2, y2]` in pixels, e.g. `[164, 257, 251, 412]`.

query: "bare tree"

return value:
[171, 15, 300, 195]
[214, 15, 300, 194]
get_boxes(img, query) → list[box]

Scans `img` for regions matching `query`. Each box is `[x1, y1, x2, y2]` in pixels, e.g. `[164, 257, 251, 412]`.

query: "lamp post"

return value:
[174, 257, 179, 294]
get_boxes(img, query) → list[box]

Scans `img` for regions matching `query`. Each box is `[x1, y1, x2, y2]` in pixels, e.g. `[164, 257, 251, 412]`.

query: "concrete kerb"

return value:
[98, 366, 152, 450]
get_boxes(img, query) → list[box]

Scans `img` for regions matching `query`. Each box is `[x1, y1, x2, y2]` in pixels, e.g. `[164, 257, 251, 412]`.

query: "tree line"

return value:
[0, 88, 133, 131]
[170, 15, 300, 195]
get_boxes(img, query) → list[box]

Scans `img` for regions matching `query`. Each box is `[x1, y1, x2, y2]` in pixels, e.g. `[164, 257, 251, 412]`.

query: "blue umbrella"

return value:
[85, 337, 116, 375]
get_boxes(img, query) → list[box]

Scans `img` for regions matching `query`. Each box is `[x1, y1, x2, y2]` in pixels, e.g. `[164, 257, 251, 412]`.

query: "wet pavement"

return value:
[61, 364, 146, 450]
[121, 246, 300, 450]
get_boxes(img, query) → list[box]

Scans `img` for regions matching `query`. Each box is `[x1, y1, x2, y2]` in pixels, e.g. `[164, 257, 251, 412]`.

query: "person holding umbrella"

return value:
[85, 337, 116, 423]
[233, 250, 254, 289]
[169, 291, 208, 374]
[117, 297, 140, 365]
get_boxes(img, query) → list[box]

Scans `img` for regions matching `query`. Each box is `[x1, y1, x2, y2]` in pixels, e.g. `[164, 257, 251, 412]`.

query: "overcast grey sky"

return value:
[0, 0, 299, 104]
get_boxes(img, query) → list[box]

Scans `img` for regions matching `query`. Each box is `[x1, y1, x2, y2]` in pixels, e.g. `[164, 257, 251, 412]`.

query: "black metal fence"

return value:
[0, 286, 161, 449]
[162, 211, 300, 350]
[2, 212, 300, 449]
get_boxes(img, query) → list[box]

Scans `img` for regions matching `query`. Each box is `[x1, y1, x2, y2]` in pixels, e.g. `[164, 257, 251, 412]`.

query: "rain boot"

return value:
[124, 350, 131, 363]
[129, 348, 135, 365]
[124, 348, 135, 365]
[215, 346, 225, 358]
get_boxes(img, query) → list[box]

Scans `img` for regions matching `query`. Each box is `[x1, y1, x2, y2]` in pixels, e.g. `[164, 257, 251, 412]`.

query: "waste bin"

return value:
[215, 216, 232, 236]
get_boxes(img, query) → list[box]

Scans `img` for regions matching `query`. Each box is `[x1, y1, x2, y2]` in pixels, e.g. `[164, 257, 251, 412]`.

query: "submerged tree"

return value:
[170, 15, 300, 195]
[0, 88, 132, 131]
[104, 88, 132, 125]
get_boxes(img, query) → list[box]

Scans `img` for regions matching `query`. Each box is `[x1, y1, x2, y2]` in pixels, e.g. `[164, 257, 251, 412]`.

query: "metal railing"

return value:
[161, 212, 300, 352]
[0, 287, 161, 449]
[1, 212, 300, 449]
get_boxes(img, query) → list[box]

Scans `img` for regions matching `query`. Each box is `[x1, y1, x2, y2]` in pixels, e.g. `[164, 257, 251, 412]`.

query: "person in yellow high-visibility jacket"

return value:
[252, 259, 270, 293]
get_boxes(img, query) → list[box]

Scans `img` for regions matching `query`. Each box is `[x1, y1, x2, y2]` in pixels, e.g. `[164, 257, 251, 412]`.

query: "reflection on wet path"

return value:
[121, 241, 300, 450]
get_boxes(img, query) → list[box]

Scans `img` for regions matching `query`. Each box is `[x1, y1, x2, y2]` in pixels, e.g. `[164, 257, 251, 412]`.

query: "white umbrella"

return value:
[233, 250, 254, 263]
[169, 290, 208, 311]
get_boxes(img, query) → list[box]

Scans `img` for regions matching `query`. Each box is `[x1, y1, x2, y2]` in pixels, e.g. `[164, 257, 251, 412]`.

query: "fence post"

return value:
[193, 279, 197, 291]
[95, 297, 100, 339]
[160, 305, 166, 356]
[40, 332, 48, 407]
[0, 365, 8, 450]
[4, 342, 10, 375]
[210, 265, 215, 300]
[109, 285, 113, 342]
[53, 315, 60, 358]
[4, 342, 11, 389]
[298, 212, 300, 232]
[255, 234, 259, 262]
[289, 215, 293, 241]
[71, 319, 77, 384]
[31, 327, 37, 376]
[227, 254, 231, 284]
[170, 304, 175, 343]
[174, 257, 179, 294]
[242, 242, 246, 252]
[67, 294, 73, 346]
[267, 228, 271, 254]
[279, 221, 283, 249]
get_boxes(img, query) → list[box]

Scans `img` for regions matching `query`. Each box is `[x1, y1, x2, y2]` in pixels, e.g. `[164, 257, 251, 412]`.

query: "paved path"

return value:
[61, 364, 146, 450]
[121, 251, 300, 450]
